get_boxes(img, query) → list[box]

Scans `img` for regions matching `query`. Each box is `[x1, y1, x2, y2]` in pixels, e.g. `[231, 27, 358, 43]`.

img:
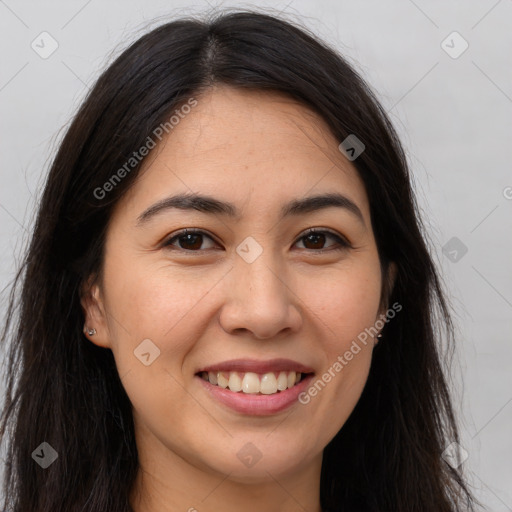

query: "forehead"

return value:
[114, 86, 370, 224]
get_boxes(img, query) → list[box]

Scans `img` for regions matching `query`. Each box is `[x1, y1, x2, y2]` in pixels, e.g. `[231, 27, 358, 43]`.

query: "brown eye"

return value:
[162, 228, 350, 253]
[163, 229, 217, 251]
[295, 229, 350, 252]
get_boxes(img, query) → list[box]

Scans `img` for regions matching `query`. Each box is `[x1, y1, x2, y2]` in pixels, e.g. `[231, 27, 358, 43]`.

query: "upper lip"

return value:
[197, 358, 315, 374]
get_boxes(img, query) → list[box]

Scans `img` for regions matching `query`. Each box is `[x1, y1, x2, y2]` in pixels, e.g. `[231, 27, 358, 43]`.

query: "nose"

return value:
[219, 249, 303, 340]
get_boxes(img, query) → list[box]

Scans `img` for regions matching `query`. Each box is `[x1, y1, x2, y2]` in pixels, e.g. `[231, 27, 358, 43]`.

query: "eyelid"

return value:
[161, 228, 220, 251]
[300, 227, 352, 248]
[162, 227, 352, 251]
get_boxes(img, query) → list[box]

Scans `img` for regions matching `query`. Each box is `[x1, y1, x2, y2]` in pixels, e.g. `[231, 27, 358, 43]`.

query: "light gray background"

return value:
[1, 1, 511, 510]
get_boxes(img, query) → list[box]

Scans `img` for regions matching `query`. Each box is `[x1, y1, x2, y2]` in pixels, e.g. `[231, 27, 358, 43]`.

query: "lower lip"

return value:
[196, 374, 314, 416]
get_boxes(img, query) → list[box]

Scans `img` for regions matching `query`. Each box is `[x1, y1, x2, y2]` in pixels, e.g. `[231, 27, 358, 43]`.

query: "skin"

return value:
[81, 85, 396, 512]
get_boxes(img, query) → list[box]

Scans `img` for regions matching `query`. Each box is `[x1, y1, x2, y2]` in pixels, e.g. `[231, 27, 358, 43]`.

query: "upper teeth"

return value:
[200, 371, 302, 394]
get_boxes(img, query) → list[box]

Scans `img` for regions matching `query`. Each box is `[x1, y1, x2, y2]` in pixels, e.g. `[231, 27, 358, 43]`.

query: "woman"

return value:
[0, 9, 480, 512]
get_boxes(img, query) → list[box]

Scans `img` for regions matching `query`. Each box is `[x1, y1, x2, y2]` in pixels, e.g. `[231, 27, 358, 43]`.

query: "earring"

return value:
[84, 327, 96, 336]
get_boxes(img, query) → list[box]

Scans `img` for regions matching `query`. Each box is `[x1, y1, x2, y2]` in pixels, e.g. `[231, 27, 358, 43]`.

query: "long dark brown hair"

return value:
[0, 9, 480, 512]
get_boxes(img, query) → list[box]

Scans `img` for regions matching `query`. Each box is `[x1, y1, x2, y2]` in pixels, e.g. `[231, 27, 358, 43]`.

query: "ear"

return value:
[379, 261, 398, 316]
[80, 274, 111, 349]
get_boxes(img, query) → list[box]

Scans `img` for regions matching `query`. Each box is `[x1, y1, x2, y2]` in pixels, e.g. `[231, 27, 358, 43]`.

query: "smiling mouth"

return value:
[197, 370, 313, 395]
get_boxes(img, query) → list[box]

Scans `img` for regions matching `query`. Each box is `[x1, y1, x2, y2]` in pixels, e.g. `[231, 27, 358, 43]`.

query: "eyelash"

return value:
[162, 228, 351, 253]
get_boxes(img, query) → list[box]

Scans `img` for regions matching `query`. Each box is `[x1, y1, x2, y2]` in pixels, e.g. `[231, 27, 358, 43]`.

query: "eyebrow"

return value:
[136, 192, 365, 227]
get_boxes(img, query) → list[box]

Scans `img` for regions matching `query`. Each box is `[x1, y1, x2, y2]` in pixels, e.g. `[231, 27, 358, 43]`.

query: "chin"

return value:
[200, 438, 317, 482]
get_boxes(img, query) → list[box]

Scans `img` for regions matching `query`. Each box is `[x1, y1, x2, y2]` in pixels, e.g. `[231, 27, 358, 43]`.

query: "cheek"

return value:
[297, 259, 381, 424]
[302, 259, 382, 348]
[102, 254, 221, 369]
[101, 263, 216, 438]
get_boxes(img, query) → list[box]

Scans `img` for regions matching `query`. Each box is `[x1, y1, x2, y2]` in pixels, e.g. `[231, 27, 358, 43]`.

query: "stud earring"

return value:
[84, 327, 96, 336]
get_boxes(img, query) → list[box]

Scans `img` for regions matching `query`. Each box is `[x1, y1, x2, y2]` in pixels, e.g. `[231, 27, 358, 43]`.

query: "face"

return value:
[82, 86, 395, 486]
